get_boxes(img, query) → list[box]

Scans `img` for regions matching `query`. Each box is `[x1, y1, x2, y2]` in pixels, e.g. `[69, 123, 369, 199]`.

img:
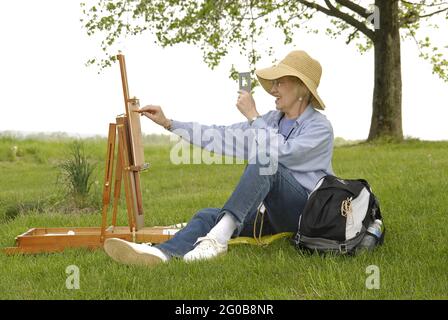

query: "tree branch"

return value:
[400, 1, 448, 25]
[335, 0, 369, 18]
[346, 28, 359, 44]
[400, 0, 448, 7]
[297, 0, 375, 40]
[418, 7, 448, 18]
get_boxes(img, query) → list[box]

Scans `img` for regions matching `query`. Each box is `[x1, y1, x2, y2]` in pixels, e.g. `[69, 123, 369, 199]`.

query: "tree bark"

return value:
[368, 0, 403, 141]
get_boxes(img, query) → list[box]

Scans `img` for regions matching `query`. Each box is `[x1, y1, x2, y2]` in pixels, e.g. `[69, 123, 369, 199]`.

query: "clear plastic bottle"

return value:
[358, 219, 383, 250]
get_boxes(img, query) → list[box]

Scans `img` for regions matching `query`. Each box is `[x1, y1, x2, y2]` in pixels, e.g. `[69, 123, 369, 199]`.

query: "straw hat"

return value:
[255, 50, 325, 110]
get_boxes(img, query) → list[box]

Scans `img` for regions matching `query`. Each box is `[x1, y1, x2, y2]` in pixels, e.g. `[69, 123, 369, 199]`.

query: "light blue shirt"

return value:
[278, 115, 297, 138]
[169, 105, 334, 193]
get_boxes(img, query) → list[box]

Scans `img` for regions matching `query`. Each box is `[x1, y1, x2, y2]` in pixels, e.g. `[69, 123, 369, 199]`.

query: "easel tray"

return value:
[3, 226, 180, 254]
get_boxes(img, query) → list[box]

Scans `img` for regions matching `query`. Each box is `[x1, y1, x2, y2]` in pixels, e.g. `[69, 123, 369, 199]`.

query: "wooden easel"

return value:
[3, 53, 182, 254]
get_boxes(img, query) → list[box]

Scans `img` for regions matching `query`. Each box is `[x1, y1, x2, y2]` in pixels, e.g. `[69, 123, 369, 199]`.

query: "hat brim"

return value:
[255, 64, 325, 110]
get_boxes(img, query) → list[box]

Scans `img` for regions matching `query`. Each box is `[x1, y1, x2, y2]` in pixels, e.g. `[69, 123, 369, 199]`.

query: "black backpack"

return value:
[293, 175, 385, 255]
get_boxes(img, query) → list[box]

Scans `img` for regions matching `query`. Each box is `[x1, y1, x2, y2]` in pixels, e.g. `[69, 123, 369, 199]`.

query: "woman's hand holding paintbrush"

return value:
[134, 105, 172, 130]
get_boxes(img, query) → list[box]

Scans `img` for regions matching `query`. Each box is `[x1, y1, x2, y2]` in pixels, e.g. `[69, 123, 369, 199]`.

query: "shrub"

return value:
[59, 141, 96, 208]
[3, 200, 45, 221]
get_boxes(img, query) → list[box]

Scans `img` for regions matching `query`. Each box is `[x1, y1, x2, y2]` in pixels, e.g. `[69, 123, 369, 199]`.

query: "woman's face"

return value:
[270, 76, 305, 114]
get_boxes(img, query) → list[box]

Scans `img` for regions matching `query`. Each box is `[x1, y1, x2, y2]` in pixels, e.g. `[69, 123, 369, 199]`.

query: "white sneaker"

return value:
[183, 235, 228, 262]
[104, 238, 168, 267]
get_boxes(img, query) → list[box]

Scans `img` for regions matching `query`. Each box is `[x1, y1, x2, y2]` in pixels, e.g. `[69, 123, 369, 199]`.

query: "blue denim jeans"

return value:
[155, 162, 309, 258]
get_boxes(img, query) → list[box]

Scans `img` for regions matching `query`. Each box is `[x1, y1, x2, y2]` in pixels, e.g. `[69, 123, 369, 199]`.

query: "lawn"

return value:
[0, 135, 447, 299]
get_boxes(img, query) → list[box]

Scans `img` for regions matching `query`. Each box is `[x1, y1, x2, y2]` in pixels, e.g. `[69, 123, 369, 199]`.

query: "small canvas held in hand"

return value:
[239, 72, 251, 92]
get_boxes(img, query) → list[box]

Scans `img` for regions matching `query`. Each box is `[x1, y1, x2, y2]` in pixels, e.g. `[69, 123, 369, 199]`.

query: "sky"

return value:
[0, 1, 447, 141]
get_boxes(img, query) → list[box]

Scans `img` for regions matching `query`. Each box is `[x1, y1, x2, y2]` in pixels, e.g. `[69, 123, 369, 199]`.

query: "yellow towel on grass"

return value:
[229, 232, 294, 246]
[167, 223, 293, 246]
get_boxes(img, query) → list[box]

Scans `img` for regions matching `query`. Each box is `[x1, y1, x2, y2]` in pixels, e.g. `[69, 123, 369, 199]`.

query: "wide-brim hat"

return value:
[255, 50, 325, 110]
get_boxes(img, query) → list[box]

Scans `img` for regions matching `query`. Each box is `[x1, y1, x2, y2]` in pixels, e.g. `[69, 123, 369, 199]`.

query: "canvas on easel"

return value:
[3, 53, 182, 254]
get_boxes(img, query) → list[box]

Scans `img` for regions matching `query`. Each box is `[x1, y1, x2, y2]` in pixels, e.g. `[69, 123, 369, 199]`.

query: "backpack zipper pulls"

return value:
[341, 196, 354, 225]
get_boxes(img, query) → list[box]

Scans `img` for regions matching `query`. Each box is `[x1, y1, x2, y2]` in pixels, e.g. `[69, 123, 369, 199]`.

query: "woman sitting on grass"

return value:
[104, 50, 334, 266]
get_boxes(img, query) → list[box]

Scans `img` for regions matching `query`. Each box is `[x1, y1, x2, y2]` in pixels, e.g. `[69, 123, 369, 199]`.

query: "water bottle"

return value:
[358, 219, 383, 251]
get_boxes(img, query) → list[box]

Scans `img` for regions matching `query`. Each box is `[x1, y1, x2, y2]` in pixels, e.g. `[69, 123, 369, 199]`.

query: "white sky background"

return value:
[0, 1, 447, 140]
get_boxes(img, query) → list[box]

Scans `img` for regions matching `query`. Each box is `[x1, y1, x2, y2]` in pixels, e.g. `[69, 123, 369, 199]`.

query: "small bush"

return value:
[59, 141, 97, 208]
[7, 146, 19, 161]
[3, 200, 46, 221]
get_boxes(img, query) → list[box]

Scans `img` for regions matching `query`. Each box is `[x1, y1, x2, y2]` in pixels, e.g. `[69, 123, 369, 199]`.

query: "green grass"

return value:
[0, 135, 447, 299]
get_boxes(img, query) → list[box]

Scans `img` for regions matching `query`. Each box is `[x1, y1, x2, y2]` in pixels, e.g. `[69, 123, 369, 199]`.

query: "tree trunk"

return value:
[368, 0, 403, 141]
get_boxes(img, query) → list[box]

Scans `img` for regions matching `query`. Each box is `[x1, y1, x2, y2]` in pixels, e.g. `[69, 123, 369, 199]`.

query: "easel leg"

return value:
[100, 123, 116, 242]
[111, 129, 123, 227]
[116, 118, 136, 233]
[134, 173, 144, 217]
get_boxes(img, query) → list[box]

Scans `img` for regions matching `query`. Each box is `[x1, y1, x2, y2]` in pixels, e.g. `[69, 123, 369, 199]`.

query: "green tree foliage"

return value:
[80, 1, 448, 139]
[80, 0, 447, 79]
